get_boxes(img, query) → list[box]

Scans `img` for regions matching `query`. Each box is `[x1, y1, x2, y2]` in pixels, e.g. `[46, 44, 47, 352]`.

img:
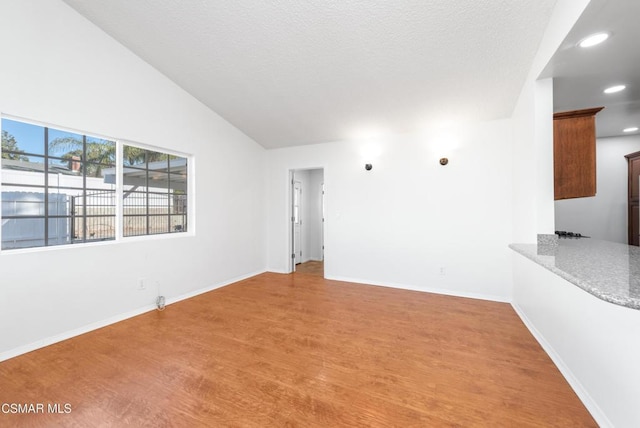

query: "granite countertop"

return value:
[510, 238, 640, 310]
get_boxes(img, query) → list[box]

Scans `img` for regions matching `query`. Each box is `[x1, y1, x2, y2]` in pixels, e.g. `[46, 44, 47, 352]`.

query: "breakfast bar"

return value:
[510, 237, 640, 310]
[510, 236, 640, 427]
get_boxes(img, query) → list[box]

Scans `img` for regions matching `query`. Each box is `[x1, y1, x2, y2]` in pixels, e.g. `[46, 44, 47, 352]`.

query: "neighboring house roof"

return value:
[1, 158, 79, 175]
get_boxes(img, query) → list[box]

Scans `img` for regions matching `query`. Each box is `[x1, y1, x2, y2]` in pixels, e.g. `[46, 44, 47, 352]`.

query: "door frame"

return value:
[321, 181, 325, 261]
[292, 179, 302, 268]
[288, 168, 325, 274]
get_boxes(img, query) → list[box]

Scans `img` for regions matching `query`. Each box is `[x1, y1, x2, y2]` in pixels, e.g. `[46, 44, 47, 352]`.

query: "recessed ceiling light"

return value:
[623, 127, 639, 133]
[604, 85, 626, 94]
[578, 32, 609, 48]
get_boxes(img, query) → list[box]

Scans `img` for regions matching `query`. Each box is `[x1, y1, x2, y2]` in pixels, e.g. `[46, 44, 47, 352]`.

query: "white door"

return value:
[293, 180, 302, 265]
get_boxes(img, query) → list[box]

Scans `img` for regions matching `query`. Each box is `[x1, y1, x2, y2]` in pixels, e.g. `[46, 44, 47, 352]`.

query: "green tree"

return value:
[48, 136, 115, 177]
[1, 130, 28, 160]
[123, 146, 169, 165]
[49, 137, 170, 177]
[123, 146, 146, 166]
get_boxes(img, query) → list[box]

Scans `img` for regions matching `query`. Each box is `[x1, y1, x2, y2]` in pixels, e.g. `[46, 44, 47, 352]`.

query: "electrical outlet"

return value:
[439, 267, 446, 276]
[138, 278, 146, 290]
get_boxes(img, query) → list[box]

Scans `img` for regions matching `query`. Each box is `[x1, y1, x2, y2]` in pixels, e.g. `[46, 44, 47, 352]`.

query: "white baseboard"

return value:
[511, 303, 612, 428]
[0, 304, 155, 363]
[164, 270, 265, 306]
[266, 268, 290, 274]
[0, 270, 266, 363]
[325, 275, 510, 303]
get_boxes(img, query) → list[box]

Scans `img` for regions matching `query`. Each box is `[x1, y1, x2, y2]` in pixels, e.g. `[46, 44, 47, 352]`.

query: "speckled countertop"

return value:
[510, 238, 640, 310]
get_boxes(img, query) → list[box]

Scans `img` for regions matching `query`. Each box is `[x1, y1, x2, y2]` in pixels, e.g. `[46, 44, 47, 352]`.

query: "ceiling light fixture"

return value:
[623, 127, 639, 133]
[578, 32, 609, 48]
[604, 85, 626, 94]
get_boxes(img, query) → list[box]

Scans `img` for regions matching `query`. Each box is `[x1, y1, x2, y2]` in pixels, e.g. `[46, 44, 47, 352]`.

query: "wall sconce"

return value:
[439, 158, 449, 166]
[365, 163, 373, 171]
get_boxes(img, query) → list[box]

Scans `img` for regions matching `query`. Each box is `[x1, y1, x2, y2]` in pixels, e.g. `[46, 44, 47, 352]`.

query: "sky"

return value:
[1, 118, 115, 162]
[2, 118, 187, 172]
[2, 118, 46, 157]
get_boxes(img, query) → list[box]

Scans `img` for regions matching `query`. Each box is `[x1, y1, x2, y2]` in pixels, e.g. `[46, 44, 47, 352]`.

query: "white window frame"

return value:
[0, 115, 194, 253]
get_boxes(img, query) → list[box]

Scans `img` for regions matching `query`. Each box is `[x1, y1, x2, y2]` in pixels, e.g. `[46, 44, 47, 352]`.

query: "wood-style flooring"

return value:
[294, 260, 324, 277]
[0, 273, 596, 427]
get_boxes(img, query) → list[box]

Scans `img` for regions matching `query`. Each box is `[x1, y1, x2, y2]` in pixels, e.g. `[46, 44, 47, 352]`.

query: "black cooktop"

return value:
[555, 230, 590, 239]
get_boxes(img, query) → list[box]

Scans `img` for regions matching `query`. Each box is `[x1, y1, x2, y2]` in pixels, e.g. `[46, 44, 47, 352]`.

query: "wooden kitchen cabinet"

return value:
[553, 107, 603, 200]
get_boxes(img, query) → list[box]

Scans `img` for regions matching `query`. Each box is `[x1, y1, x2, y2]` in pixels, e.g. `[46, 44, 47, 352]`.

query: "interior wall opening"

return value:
[289, 168, 325, 276]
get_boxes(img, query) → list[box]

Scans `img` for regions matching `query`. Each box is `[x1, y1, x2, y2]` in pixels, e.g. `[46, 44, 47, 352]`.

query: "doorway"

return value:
[289, 168, 325, 275]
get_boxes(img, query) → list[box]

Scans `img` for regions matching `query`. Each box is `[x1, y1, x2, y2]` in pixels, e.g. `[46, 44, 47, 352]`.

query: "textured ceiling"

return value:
[62, 0, 557, 149]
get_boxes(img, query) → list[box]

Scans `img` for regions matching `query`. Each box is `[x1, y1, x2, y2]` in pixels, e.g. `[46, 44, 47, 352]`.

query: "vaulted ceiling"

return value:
[62, 0, 557, 149]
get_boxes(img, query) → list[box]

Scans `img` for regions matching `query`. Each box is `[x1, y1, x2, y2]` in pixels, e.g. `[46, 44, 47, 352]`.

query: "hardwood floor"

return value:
[294, 260, 324, 277]
[0, 273, 596, 427]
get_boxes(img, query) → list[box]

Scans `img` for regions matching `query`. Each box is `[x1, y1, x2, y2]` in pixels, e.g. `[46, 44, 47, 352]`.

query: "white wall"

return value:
[511, 0, 591, 242]
[0, 0, 266, 359]
[555, 134, 640, 243]
[267, 121, 514, 301]
[512, 78, 555, 242]
[513, 255, 640, 427]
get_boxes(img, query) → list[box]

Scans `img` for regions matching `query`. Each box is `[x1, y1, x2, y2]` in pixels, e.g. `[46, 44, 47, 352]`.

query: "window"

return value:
[1, 117, 188, 251]
[121, 145, 188, 237]
[1, 119, 116, 249]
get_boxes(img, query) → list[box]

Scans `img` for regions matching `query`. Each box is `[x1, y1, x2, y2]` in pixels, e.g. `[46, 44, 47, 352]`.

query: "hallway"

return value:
[294, 260, 324, 277]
